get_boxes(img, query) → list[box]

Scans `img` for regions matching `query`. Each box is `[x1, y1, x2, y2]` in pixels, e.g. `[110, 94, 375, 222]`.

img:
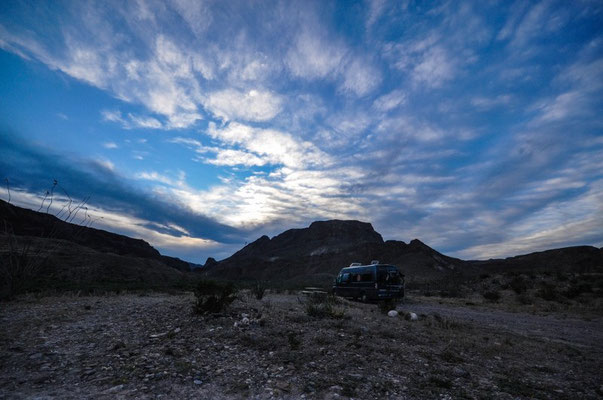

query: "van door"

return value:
[377, 266, 404, 297]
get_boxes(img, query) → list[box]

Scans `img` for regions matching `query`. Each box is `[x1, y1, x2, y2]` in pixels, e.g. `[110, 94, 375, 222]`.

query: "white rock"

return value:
[387, 310, 399, 317]
[405, 312, 418, 321]
[241, 317, 250, 325]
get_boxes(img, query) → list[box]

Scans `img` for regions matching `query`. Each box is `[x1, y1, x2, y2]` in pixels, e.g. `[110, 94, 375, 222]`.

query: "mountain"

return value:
[467, 246, 603, 274]
[202, 219, 602, 286]
[0, 199, 190, 271]
[203, 220, 465, 285]
[0, 199, 191, 298]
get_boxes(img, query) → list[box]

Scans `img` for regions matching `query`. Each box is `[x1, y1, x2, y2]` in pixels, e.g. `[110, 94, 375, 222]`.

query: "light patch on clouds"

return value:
[207, 122, 331, 169]
[203, 149, 268, 167]
[204, 89, 283, 122]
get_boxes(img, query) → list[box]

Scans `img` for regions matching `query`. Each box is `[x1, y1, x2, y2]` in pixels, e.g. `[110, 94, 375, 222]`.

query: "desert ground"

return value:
[1, 290, 602, 400]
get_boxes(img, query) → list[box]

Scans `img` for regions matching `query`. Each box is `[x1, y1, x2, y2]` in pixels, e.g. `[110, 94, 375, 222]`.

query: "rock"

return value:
[387, 310, 399, 317]
[105, 384, 124, 393]
[405, 312, 418, 321]
[193, 379, 203, 385]
[452, 367, 470, 378]
[173, 327, 181, 334]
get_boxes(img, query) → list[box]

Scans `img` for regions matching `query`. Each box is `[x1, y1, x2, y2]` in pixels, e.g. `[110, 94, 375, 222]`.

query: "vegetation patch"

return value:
[192, 279, 237, 314]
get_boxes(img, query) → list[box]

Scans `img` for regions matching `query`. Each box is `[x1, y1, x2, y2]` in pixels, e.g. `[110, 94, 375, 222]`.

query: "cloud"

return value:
[341, 58, 382, 96]
[102, 110, 164, 130]
[207, 122, 331, 169]
[365, 0, 387, 29]
[103, 142, 119, 149]
[373, 90, 406, 112]
[411, 46, 455, 88]
[0, 133, 244, 254]
[204, 89, 283, 122]
[470, 94, 512, 110]
[285, 27, 345, 80]
[1, 0, 602, 262]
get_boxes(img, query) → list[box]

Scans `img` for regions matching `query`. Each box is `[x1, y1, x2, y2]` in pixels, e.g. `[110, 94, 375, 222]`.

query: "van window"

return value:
[360, 272, 373, 282]
[341, 273, 350, 282]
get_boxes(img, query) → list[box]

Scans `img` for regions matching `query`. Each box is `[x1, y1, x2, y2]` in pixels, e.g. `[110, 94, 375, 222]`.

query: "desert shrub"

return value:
[287, 331, 301, 350]
[564, 283, 592, 299]
[536, 283, 559, 301]
[483, 290, 501, 302]
[516, 293, 534, 305]
[429, 376, 452, 389]
[440, 287, 464, 298]
[509, 275, 528, 294]
[378, 298, 398, 314]
[304, 294, 345, 319]
[251, 281, 266, 300]
[193, 280, 237, 314]
[430, 313, 465, 330]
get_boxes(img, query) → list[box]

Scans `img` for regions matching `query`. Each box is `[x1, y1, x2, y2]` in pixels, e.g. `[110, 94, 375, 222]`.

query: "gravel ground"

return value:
[1, 292, 602, 399]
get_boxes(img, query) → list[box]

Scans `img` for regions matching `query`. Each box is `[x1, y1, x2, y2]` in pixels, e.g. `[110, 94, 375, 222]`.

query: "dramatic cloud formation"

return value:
[0, 0, 602, 262]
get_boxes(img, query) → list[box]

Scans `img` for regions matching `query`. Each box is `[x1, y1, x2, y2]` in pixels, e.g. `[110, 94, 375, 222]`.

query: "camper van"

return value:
[332, 261, 404, 302]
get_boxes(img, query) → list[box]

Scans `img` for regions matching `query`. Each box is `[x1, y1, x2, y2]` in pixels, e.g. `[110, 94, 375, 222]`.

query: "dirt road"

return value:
[404, 301, 603, 349]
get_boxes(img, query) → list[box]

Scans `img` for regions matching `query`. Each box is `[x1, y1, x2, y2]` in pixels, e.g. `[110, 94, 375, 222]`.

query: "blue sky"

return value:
[1, 0, 602, 263]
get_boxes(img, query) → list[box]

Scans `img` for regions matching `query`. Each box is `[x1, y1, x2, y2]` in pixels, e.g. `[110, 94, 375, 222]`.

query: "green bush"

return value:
[193, 280, 237, 314]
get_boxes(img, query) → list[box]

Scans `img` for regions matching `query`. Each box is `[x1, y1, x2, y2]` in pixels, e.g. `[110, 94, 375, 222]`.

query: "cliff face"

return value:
[203, 220, 464, 284]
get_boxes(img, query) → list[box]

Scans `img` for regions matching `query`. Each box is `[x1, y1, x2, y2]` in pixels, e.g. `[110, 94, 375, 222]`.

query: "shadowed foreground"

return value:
[1, 292, 602, 399]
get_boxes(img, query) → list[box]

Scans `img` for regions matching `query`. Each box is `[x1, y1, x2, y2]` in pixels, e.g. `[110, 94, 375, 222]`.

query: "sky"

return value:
[0, 0, 602, 263]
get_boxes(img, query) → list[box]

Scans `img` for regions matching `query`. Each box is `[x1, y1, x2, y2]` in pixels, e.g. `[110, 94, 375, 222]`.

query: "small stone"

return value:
[452, 367, 469, 378]
[173, 327, 181, 334]
[405, 312, 418, 321]
[387, 310, 399, 317]
[193, 379, 203, 385]
[105, 384, 124, 393]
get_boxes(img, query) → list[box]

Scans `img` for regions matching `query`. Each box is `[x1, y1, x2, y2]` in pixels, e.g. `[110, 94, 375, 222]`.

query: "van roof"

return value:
[340, 263, 397, 270]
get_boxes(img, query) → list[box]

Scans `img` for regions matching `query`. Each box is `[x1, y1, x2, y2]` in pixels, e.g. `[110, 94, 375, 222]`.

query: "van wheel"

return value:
[361, 293, 368, 303]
